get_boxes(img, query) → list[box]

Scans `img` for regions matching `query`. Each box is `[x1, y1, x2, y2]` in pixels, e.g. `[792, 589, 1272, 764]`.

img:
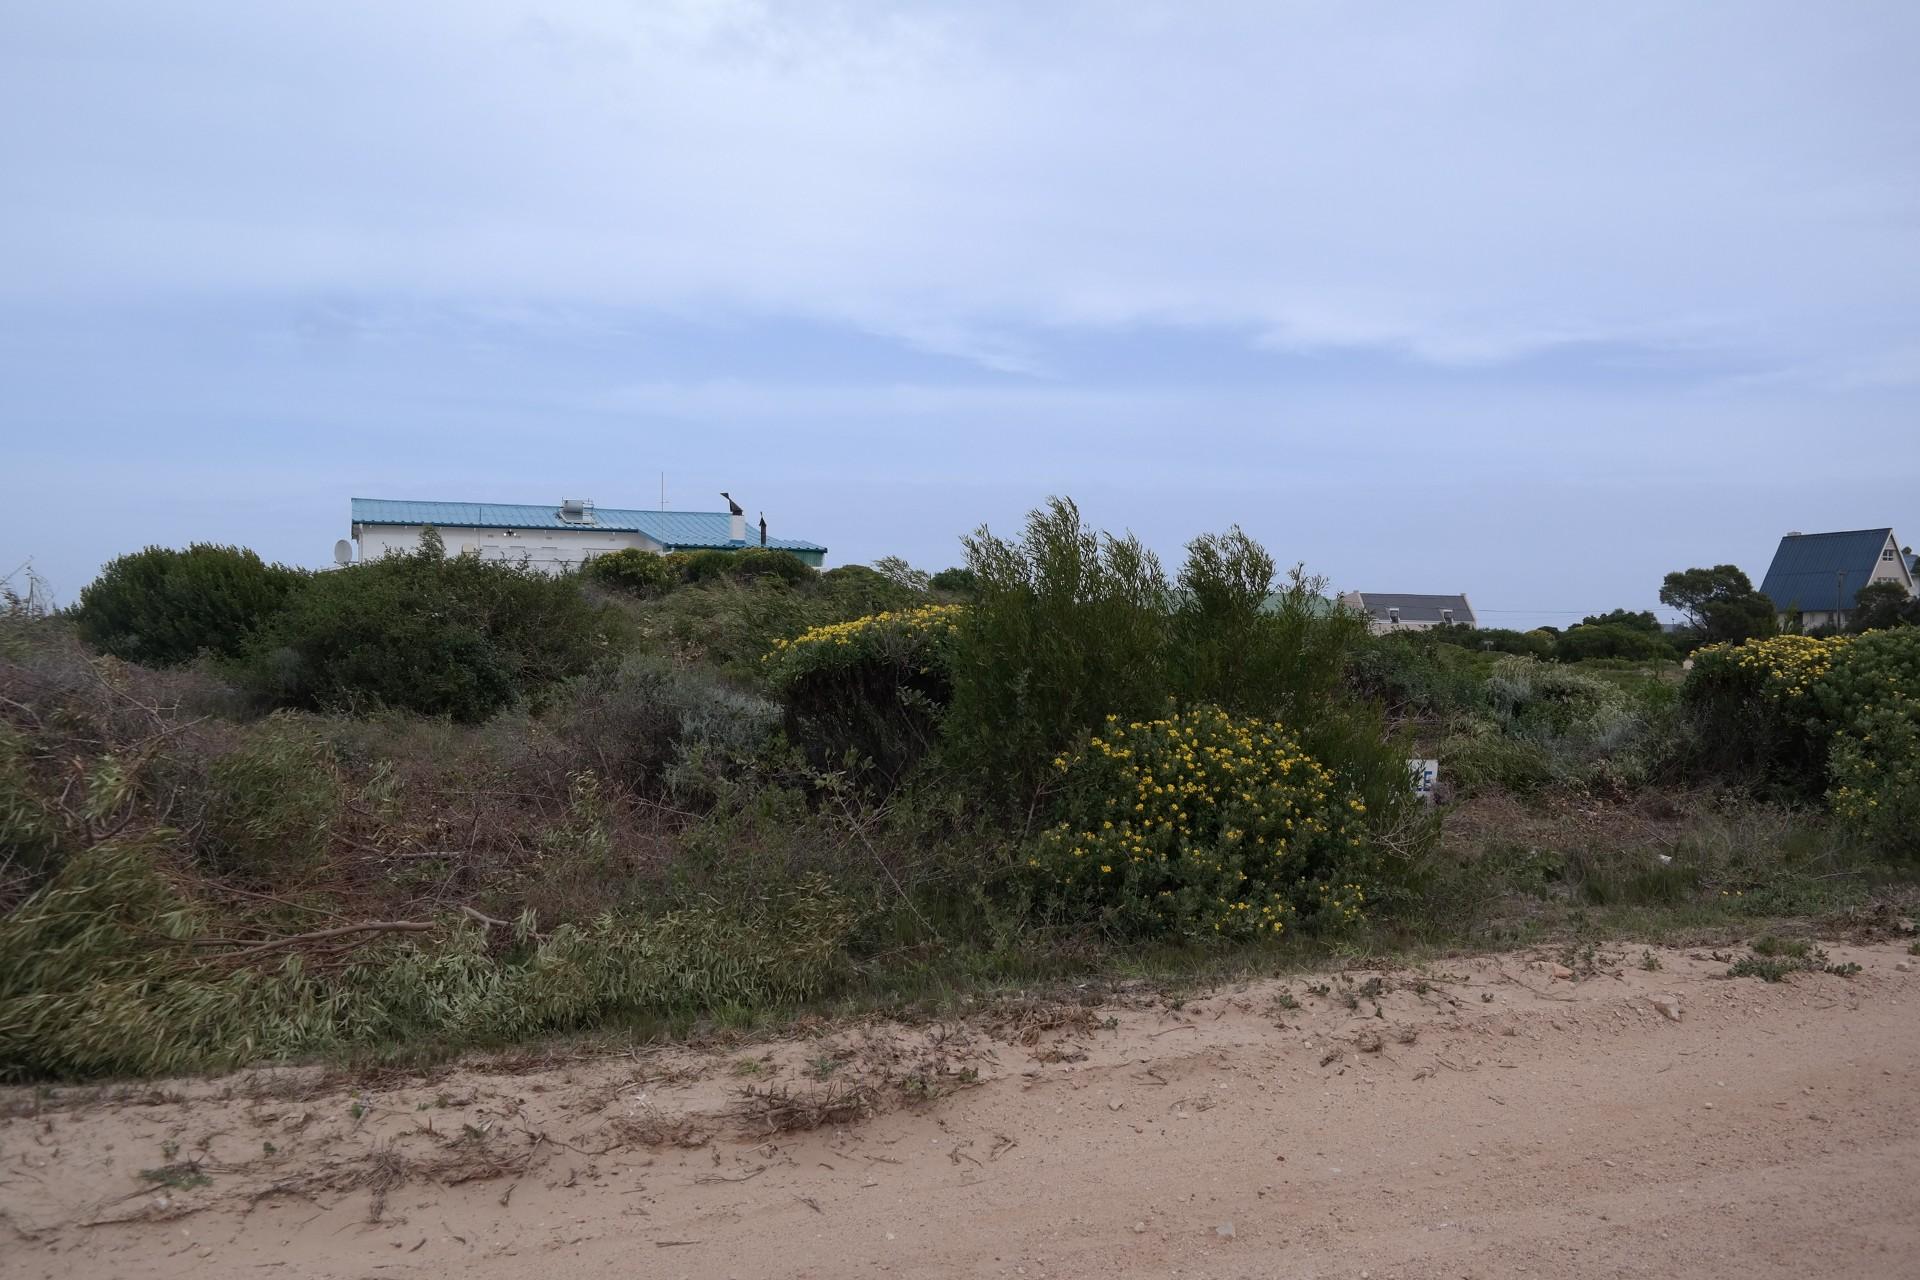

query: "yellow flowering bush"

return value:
[1028, 706, 1372, 939]
[1684, 633, 1855, 787]
[762, 605, 966, 789]
[1686, 629, 1920, 840]
[1692, 634, 1849, 700]
[761, 604, 965, 685]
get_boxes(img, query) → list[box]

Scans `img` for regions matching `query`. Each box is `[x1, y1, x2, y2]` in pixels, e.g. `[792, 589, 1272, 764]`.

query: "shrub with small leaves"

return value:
[1027, 706, 1371, 940]
[1828, 693, 1920, 860]
[763, 606, 964, 787]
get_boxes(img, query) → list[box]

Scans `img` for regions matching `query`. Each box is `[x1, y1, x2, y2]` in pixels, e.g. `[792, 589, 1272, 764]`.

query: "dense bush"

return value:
[539, 654, 780, 802]
[245, 533, 623, 721]
[1828, 695, 1920, 859]
[944, 501, 1422, 857]
[1028, 707, 1371, 939]
[1682, 634, 1849, 789]
[928, 566, 979, 597]
[1417, 656, 1671, 795]
[1553, 623, 1676, 662]
[1420, 626, 1555, 659]
[74, 544, 307, 666]
[763, 605, 964, 787]
[579, 547, 676, 596]
[1684, 630, 1920, 833]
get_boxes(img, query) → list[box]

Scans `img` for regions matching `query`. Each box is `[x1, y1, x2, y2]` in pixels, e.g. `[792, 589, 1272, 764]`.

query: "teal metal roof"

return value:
[1759, 528, 1893, 613]
[350, 498, 826, 553]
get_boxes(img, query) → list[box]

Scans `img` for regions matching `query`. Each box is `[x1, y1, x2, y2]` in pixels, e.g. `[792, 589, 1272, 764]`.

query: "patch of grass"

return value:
[1728, 941, 1860, 983]
[1639, 949, 1662, 971]
[139, 1162, 211, 1190]
[1728, 953, 1797, 982]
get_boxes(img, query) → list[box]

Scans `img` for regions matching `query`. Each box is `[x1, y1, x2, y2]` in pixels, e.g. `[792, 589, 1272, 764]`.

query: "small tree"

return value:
[1659, 565, 1776, 645]
[1849, 581, 1920, 632]
[1578, 608, 1661, 633]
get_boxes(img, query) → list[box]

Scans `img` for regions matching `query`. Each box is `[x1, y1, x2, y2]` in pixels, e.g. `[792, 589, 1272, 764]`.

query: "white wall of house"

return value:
[353, 524, 664, 573]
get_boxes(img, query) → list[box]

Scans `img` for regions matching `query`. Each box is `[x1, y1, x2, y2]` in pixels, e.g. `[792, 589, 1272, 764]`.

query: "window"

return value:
[1883, 549, 1896, 561]
[1387, 608, 1400, 625]
[1441, 609, 1455, 624]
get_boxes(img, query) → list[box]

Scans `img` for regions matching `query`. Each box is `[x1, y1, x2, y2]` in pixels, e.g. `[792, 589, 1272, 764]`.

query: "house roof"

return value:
[1758, 528, 1895, 614]
[350, 499, 827, 553]
[1344, 592, 1475, 624]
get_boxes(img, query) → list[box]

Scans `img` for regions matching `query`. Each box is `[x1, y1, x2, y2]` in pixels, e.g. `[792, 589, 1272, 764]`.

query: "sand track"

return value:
[6, 940, 1919, 1279]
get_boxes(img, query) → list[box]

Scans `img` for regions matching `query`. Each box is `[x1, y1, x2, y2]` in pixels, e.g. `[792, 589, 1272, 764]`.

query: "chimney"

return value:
[730, 510, 746, 543]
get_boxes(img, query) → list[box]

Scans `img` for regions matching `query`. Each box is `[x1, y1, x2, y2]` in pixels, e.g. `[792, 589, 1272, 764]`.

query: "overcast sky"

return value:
[4, 2, 1917, 625]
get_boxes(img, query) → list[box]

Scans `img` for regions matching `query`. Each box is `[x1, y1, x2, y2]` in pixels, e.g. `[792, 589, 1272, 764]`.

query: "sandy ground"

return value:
[5, 939, 1919, 1280]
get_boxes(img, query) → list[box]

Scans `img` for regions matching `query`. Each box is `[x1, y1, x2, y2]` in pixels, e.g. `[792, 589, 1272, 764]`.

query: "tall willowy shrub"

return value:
[945, 498, 1171, 799]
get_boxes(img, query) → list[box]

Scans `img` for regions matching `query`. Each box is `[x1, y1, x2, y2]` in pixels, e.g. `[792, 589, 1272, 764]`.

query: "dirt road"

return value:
[6, 940, 1919, 1279]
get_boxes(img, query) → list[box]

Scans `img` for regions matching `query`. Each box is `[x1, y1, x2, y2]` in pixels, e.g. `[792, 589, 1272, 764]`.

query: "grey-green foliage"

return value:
[1444, 656, 1664, 792]
[0, 842, 856, 1080]
[544, 655, 780, 801]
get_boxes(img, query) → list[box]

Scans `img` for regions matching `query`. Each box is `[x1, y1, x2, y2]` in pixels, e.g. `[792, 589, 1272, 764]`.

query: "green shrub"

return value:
[1682, 630, 1920, 802]
[763, 605, 963, 788]
[928, 566, 979, 597]
[944, 498, 1173, 796]
[731, 547, 814, 584]
[580, 548, 676, 597]
[1680, 634, 1843, 789]
[542, 654, 780, 801]
[1553, 624, 1676, 663]
[672, 547, 814, 586]
[1829, 694, 1920, 860]
[1027, 707, 1372, 939]
[1422, 626, 1556, 659]
[818, 564, 923, 613]
[75, 544, 307, 667]
[1434, 657, 1665, 793]
[1435, 722, 1559, 793]
[245, 533, 623, 721]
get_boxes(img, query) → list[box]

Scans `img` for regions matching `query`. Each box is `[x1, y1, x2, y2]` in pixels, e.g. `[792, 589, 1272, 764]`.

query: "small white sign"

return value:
[1409, 758, 1439, 803]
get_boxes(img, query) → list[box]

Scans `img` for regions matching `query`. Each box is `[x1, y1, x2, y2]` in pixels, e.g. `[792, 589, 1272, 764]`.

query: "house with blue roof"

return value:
[346, 497, 828, 572]
[1759, 527, 1914, 631]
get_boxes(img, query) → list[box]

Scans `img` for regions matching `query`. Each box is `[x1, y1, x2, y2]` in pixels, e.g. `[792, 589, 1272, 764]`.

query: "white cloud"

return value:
[2, 1, 1917, 375]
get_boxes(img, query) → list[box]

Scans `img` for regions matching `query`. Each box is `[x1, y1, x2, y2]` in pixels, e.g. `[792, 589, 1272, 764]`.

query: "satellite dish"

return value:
[333, 539, 353, 566]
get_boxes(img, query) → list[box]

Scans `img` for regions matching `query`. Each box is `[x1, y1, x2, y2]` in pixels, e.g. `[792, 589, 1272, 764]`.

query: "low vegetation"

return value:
[3, 499, 1916, 1081]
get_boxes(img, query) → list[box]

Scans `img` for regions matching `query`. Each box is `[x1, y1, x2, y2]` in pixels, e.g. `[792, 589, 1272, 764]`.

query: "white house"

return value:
[344, 497, 828, 572]
[1758, 527, 1914, 630]
[1338, 591, 1477, 634]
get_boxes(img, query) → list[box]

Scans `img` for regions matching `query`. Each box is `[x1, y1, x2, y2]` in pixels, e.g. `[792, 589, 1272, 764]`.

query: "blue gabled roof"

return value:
[1758, 528, 1893, 613]
[349, 499, 826, 553]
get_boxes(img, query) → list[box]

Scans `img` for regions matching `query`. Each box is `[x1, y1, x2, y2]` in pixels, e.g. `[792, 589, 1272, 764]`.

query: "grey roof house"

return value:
[1337, 591, 1476, 633]
[1759, 528, 1914, 631]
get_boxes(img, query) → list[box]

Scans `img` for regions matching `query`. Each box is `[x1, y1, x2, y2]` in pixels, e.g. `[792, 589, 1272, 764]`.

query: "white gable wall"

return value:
[1868, 531, 1916, 593]
[352, 523, 665, 574]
